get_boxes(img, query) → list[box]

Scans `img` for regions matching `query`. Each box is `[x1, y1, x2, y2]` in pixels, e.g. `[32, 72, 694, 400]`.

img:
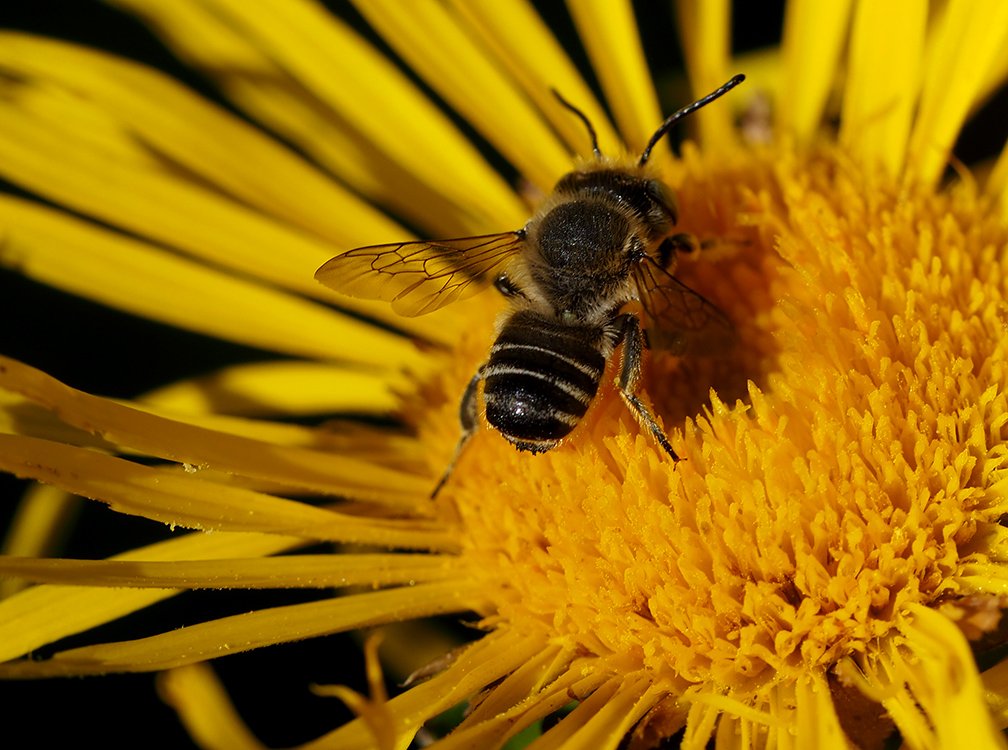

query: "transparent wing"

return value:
[635, 257, 736, 355]
[314, 232, 524, 316]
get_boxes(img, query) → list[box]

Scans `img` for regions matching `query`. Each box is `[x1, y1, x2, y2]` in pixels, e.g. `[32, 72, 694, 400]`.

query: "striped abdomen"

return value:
[483, 311, 606, 453]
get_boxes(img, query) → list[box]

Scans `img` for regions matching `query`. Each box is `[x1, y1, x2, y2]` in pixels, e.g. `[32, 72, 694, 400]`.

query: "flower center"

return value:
[413, 145, 1008, 697]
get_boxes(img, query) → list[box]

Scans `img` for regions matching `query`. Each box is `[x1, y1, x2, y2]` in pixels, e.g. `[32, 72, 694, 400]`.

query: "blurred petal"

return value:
[840, 0, 927, 175]
[139, 361, 408, 418]
[675, 0, 738, 149]
[988, 138, 1008, 217]
[159, 664, 267, 750]
[906, 0, 1008, 185]
[0, 33, 404, 248]
[108, 0, 516, 236]
[121, 0, 527, 229]
[449, 0, 622, 157]
[983, 658, 1008, 729]
[898, 605, 1007, 748]
[352, 0, 572, 190]
[566, 0, 663, 156]
[0, 196, 424, 365]
[777, 0, 853, 140]
[0, 484, 79, 598]
[302, 628, 547, 750]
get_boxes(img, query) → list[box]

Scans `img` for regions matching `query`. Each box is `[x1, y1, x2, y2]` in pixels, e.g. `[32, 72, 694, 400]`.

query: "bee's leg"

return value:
[430, 366, 484, 498]
[661, 233, 750, 268]
[615, 314, 681, 461]
[658, 234, 700, 267]
[493, 273, 525, 299]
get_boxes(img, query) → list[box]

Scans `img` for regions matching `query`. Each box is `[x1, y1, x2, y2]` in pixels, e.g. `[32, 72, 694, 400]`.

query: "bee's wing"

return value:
[314, 232, 524, 316]
[635, 257, 736, 355]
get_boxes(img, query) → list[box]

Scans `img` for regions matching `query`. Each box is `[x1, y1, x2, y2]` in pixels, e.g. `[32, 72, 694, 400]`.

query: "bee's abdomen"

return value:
[483, 313, 605, 453]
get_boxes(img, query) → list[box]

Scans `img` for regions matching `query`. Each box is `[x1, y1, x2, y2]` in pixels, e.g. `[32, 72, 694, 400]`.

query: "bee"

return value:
[316, 75, 745, 496]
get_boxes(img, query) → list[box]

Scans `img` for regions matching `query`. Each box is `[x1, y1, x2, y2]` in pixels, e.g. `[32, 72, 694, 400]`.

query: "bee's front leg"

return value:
[431, 365, 484, 498]
[657, 234, 700, 267]
[660, 233, 750, 268]
[615, 314, 681, 462]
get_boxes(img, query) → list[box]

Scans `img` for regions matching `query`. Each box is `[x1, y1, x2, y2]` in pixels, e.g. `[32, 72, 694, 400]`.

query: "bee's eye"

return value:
[643, 180, 677, 225]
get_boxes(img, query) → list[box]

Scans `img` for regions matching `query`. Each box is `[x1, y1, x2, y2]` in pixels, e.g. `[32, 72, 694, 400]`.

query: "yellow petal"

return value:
[898, 604, 1007, 749]
[793, 673, 850, 749]
[0, 553, 460, 589]
[847, 606, 1008, 750]
[0, 73, 340, 299]
[566, 0, 663, 156]
[138, 361, 407, 418]
[0, 484, 76, 558]
[0, 434, 450, 546]
[459, 643, 570, 726]
[675, 0, 737, 150]
[312, 635, 396, 750]
[777, 0, 854, 140]
[109, 0, 516, 236]
[0, 196, 423, 366]
[0, 484, 79, 598]
[732, 47, 782, 115]
[906, 0, 1008, 185]
[2, 77, 159, 170]
[0, 357, 434, 505]
[158, 664, 267, 750]
[0, 580, 484, 676]
[523, 676, 621, 749]
[300, 628, 546, 750]
[983, 657, 1008, 729]
[0, 391, 113, 450]
[351, 0, 572, 190]
[0, 33, 404, 248]
[314, 685, 396, 750]
[440, 665, 609, 750]
[538, 677, 659, 750]
[0, 49, 460, 345]
[840, 0, 927, 175]
[150, 0, 527, 229]
[983, 131, 1008, 219]
[220, 76, 501, 238]
[0, 531, 305, 662]
[448, 0, 622, 157]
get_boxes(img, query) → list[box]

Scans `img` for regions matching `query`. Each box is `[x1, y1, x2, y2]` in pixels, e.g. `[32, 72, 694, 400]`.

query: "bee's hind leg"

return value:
[430, 366, 484, 498]
[614, 314, 681, 462]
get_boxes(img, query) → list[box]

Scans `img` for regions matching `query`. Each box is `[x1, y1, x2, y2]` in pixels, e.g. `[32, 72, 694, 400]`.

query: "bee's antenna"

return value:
[638, 74, 746, 166]
[551, 88, 602, 158]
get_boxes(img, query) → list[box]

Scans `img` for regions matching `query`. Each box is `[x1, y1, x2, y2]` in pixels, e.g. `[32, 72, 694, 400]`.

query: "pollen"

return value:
[415, 142, 1008, 704]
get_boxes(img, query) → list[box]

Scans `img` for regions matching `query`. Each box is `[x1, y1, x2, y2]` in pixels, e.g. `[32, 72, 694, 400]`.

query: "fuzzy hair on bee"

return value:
[315, 75, 745, 497]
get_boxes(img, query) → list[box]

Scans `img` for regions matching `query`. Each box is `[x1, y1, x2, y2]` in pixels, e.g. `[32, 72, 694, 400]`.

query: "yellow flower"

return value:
[1, 1, 1007, 749]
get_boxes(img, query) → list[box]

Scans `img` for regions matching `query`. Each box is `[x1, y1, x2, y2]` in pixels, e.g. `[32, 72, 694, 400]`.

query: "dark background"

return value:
[0, 2, 1003, 748]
